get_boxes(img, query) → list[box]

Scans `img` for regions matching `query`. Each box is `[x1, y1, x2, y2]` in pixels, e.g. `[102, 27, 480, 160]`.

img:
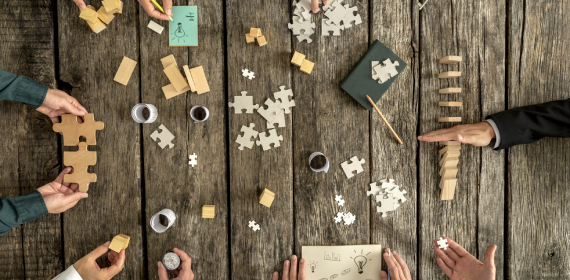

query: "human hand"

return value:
[37, 89, 87, 124]
[158, 248, 194, 280]
[71, 0, 86, 10]
[272, 255, 305, 280]
[310, 0, 329, 13]
[380, 248, 411, 280]
[36, 167, 89, 214]
[74, 241, 126, 280]
[417, 122, 496, 146]
[138, 0, 173, 21]
[433, 237, 496, 280]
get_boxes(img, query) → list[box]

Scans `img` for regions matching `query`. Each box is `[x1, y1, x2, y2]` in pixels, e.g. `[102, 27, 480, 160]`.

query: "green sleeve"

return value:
[0, 190, 49, 236]
[0, 69, 48, 109]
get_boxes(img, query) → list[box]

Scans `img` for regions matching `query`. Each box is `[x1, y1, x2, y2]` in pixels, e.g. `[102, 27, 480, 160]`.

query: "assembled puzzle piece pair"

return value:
[322, 1, 362, 36]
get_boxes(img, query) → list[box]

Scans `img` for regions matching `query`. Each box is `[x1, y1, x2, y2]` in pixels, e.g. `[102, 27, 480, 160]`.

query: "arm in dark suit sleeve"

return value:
[485, 99, 570, 150]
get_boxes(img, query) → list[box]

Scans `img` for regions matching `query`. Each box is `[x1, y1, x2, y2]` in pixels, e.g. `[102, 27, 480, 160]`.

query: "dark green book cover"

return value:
[340, 40, 407, 110]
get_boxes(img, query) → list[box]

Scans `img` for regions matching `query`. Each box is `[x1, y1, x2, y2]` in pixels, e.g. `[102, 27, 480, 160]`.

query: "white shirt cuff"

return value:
[52, 265, 83, 280]
[485, 119, 501, 149]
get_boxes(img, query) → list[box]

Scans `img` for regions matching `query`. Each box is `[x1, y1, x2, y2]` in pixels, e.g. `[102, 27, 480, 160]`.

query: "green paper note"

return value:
[340, 40, 407, 110]
[169, 6, 198, 47]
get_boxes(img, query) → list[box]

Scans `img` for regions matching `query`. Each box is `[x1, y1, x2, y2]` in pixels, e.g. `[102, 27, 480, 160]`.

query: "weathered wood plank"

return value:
[370, 0, 418, 275]
[226, 0, 294, 278]
[508, 1, 570, 278]
[0, 0, 60, 278]
[57, 1, 143, 278]
[419, 0, 505, 278]
[140, 0, 228, 279]
[292, 0, 370, 258]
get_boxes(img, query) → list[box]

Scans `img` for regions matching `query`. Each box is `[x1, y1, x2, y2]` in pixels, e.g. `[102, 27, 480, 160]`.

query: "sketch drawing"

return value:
[330, 274, 338, 279]
[171, 22, 188, 43]
[324, 251, 341, 261]
[351, 250, 372, 274]
[341, 268, 351, 275]
[303, 245, 382, 280]
[309, 261, 318, 273]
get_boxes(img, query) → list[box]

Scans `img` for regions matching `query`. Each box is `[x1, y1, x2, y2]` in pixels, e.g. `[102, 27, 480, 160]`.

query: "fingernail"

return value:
[166, 9, 172, 16]
[79, 4, 86, 10]
[292, 255, 297, 260]
[458, 134, 464, 140]
[393, 251, 397, 255]
[105, 241, 111, 245]
[285, 260, 289, 265]
[157, 261, 161, 267]
[300, 259, 305, 264]
[380, 271, 387, 278]
[274, 272, 278, 276]
[312, 8, 320, 13]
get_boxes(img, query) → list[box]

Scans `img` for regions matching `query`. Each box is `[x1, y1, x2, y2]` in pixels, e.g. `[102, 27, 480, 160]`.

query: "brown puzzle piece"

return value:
[53, 114, 104, 146]
[64, 142, 97, 192]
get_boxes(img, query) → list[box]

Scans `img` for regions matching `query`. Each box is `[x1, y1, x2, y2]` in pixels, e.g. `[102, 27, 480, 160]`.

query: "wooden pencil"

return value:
[366, 95, 403, 145]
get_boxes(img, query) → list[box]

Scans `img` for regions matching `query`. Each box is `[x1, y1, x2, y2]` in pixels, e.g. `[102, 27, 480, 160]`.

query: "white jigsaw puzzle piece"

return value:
[235, 123, 259, 150]
[367, 182, 383, 196]
[340, 156, 365, 179]
[322, 19, 344, 36]
[188, 153, 197, 167]
[437, 237, 449, 250]
[267, 109, 286, 129]
[295, 0, 312, 20]
[229, 91, 260, 114]
[289, 16, 316, 35]
[342, 5, 362, 28]
[322, 0, 337, 11]
[257, 98, 282, 123]
[273, 86, 296, 114]
[372, 59, 400, 84]
[324, 2, 348, 25]
[150, 124, 175, 149]
[242, 69, 255, 80]
[376, 194, 396, 217]
[256, 129, 284, 151]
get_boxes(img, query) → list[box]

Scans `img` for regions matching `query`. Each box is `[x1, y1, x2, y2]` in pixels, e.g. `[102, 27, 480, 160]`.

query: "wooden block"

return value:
[109, 234, 130, 253]
[441, 150, 461, 158]
[438, 71, 462, 78]
[189, 66, 210, 94]
[439, 158, 459, 168]
[438, 117, 462, 123]
[162, 84, 188, 99]
[439, 145, 461, 154]
[97, 6, 115, 24]
[160, 54, 178, 69]
[439, 167, 458, 178]
[117, 234, 130, 249]
[117, 0, 123, 14]
[439, 56, 462, 64]
[440, 179, 457, 200]
[291, 51, 306, 66]
[439, 102, 462, 107]
[86, 5, 96, 10]
[439, 87, 462, 94]
[257, 35, 267, 46]
[163, 63, 189, 93]
[249, 28, 261, 38]
[202, 205, 215, 218]
[79, 8, 99, 23]
[182, 65, 197, 92]
[87, 18, 107, 33]
[440, 152, 459, 164]
[245, 34, 255, 43]
[102, 0, 120, 13]
[113, 57, 137, 85]
[53, 114, 105, 146]
[63, 142, 97, 192]
[148, 20, 164, 34]
[259, 188, 275, 208]
[439, 141, 461, 146]
[300, 59, 314, 74]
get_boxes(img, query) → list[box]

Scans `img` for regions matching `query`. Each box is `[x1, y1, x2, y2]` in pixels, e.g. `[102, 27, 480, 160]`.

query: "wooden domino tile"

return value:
[249, 28, 261, 38]
[97, 6, 115, 24]
[79, 8, 99, 23]
[440, 179, 457, 200]
[439, 87, 462, 94]
[257, 35, 267, 46]
[189, 66, 210, 94]
[438, 117, 462, 123]
[439, 56, 462, 64]
[163, 63, 190, 93]
[300, 59, 314, 74]
[113, 57, 137, 85]
[439, 145, 462, 154]
[439, 141, 461, 146]
[245, 33, 255, 43]
[438, 71, 462, 78]
[439, 102, 463, 107]
[182, 65, 197, 92]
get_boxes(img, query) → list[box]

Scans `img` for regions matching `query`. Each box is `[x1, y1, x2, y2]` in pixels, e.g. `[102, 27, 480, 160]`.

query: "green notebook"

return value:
[340, 40, 407, 110]
[169, 6, 198, 47]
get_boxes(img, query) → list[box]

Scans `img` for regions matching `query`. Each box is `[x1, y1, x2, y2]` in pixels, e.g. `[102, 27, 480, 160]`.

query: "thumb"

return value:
[89, 241, 111, 260]
[157, 261, 169, 280]
[62, 100, 86, 116]
[484, 245, 497, 268]
[62, 192, 89, 205]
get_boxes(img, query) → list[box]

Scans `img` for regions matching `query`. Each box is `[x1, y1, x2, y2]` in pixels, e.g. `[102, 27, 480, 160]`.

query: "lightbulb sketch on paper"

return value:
[302, 245, 383, 280]
[171, 23, 188, 43]
[309, 261, 318, 273]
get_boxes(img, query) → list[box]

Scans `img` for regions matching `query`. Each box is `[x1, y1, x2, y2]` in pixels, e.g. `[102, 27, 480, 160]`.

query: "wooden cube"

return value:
[97, 6, 115, 24]
[439, 145, 461, 154]
[249, 28, 261, 38]
[102, 0, 120, 13]
[245, 34, 255, 43]
[113, 57, 137, 85]
[291, 51, 306, 66]
[440, 179, 457, 200]
[202, 205, 215, 218]
[87, 18, 107, 33]
[109, 234, 130, 253]
[259, 188, 275, 208]
[300, 59, 314, 74]
[439, 56, 462, 64]
[79, 8, 99, 23]
[438, 117, 462, 123]
[439, 102, 462, 107]
[257, 35, 267, 46]
[439, 87, 462, 94]
[438, 71, 462, 78]
[189, 66, 210, 94]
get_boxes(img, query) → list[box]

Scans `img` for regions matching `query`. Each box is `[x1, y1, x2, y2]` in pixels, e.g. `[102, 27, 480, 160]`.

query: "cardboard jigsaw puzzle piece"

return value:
[376, 194, 396, 217]
[342, 5, 362, 28]
[273, 86, 295, 114]
[340, 156, 365, 179]
[267, 109, 286, 129]
[324, 2, 348, 25]
[256, 129, 283, 151]
[63, 142, 97, 192]
[236, 123, 259, 150]
[257, 99, 282, 122]
[150, 124, 175, 149]
[322, 19, 344, 36]
[53, 114, 105, 146]
[289, 16, 316, 35]
[229, 91, 259, 114]
[294, 0, 312, 20]
[372, 59, 400, 84]
[367, 182, 383, 196]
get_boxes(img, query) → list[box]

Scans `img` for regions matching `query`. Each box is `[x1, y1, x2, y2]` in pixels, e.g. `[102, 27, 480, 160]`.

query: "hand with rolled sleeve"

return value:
[37, 167, 89, 214]
[433, 237, 496, 280]
[272, 255, 306, 280]
[138, 0, 173, 21]
[73, 241, 126, 280]
[37, 89, 87, 124]
[157, 248, 194, 280]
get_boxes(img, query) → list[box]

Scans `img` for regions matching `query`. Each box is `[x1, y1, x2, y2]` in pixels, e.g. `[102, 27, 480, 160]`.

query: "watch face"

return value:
[162, 252, 181, 270]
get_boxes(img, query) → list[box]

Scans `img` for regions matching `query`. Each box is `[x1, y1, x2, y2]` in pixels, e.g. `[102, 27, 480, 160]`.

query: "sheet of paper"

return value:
[302, 245, 383, 280]
[169, 6, 198, 47]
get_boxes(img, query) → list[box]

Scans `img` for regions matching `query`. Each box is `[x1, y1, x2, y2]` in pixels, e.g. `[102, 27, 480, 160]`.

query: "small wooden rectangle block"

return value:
[438, 117, 462, 122]
[202, 205, 215, 218]
[259, 188, 275, 208]
[441, 150, 461, 158]
[148, 20, 164, 34]
[439, 87, 462, 94]
[97, 6, 115, 24]
[440, 159, 459, 168]
[102, 0, 120, 13]
[79, 8, 99, 23]
[440, 153, 459, 164]
[109, 234, 130, 253]
[257, 35, 267, 46]
[439, 141, 461, 145]
[438, 71, 462, 78]
[161, 54, 177, 69]
[163, 63, 189, 93]
[113, 57, 137, 85]
[245, 33, 255, 43]
[291, 51, 305, 66]
[182, 65, 197, 92]
[162, 84, 187, 99]
[87, 18, 106, 33]
[439, 56, 462, 64]
[440, 179, 457, 200]
[439, 145, 462, 154]
[439, 102, 462, 107]
[249, 28, 261, 38]
[189, 66, 210, 94]
[440, 167, 458, 178]
[300, 59, 314, 74]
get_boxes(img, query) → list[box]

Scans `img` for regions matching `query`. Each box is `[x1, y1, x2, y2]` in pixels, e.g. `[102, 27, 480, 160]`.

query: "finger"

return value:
[380, 271, 388, 279]
[282, 259, 290, 280]
[62, 192, 89, 205]
[162, 0, 173, 16]
[298, 258, 306, 280]
[104, 248, 126, 276]
[290, 255, 298, 280]
[392, 251, 412, 280]
[433, 238, 461, 261]
[73, 0, 86, 10]
[484, 245, 497, 269]
[272, 271, 279, 280]
[323, 0, 329, 4]
[173, 248, 192, 271]
[419, 126, 458, 137]
[140, 0, 170, 20]
[383, 252, 400, 280]
[432, 246, 455, 268]
[157, 262, 169, 280]
[456, 133, 490, 146]
[445, 237, 470, 257]
[61, 99, 86, 116]
[435, 257, 453, 278]
[50, 115, 60, 124]
[418, 131, 464, 143]
[67, 97, 87, 115]
[389, 252, 405, 279]
[89, 241, 111, 260]
[55, 167, 72, 183]
[69, 183, 79, 192]
[311, 0, 319, 13]
[108, 250, 119, 262]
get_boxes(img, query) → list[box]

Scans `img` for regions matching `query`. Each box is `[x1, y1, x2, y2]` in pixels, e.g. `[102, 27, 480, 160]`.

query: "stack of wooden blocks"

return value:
[79, 1, 123, 34]
[109, 234, 130, 253]
[291, 51, 314, 75]
[259, 188, 275, 208]
[161, 54, 210, 99]
[439, 141, 461, 200]
[246, 28, 267, 46]
[202, 205, 215, 218]
[437, 55, 462, 123]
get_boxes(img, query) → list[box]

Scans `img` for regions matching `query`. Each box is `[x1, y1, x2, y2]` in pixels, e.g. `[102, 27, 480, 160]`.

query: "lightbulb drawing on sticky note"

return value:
[350, 249, 372, 274]
[171, 23, 188, 43]
[169, 6, 198, 47]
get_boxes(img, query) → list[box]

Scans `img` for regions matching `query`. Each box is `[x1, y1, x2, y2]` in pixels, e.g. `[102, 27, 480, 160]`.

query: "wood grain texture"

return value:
[419, 0, 505, 278]
[508, 1, 570, 278]
[57, 0, 143, 278]
[140, 0, 228, 279]
[0, 0, 61, 278]
[226, 0, 294, 278]
[292, 0, 370, 261]
[370, 0, 418, 275]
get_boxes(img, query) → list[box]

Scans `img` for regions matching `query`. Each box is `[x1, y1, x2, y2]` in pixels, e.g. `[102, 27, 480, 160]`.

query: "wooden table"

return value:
[0, 0, 569, 279]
